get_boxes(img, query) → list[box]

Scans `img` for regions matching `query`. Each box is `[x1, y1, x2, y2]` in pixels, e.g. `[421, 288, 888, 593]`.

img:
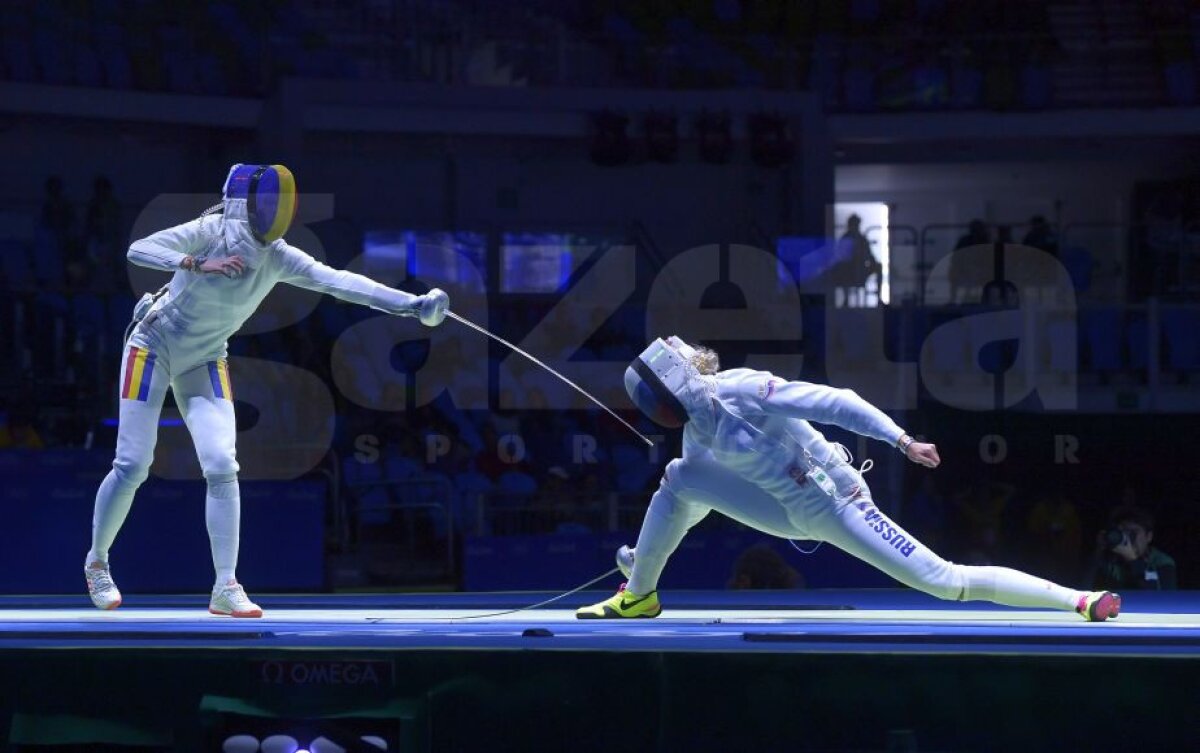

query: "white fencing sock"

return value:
[961, 565, 1083, 611]
[87, 468, 141, 566]
[206, 474, 241, 585]
[627, 488, 707, 596]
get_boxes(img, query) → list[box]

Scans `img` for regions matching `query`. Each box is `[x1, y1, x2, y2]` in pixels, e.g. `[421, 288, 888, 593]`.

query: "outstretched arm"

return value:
[277, 244, 448, 325]
[758, 377, 940, 467]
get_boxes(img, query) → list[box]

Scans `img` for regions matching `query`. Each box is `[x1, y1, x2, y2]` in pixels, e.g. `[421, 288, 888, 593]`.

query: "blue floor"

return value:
[6, 589, 1199, 611]
[3, 590, 1197, 657]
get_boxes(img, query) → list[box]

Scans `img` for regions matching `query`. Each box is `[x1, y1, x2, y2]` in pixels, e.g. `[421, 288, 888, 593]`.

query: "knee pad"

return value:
[206, 472, 239, 499]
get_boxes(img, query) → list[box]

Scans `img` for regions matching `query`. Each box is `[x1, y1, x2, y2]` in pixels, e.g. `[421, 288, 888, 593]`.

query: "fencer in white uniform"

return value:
[577, 337, 1121, 621]
[85, 164, 449, 617]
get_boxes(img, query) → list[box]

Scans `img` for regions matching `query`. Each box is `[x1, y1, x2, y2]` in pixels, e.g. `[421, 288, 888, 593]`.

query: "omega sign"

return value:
[256, 660, 394, 686]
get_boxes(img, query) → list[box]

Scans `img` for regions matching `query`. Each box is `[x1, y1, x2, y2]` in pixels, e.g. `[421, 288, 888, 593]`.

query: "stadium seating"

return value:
[1082, 308, 1122, 372]
[0, 240, 31, 287]
[1162, 306, 1200, 372]
[1126, 311, 1150, 372]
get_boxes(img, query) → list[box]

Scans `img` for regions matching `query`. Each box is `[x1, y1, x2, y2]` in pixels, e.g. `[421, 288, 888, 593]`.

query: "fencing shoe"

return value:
[576, 583, 661, 619]
[1077, 591, 1121, 622]
[85, 561, 122, 610]
[209, 580, 263, 618]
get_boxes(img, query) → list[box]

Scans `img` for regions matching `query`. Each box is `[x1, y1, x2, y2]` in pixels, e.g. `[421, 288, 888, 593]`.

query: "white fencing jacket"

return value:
[127, 198, 421, 368]
[678, 368, 906, 499]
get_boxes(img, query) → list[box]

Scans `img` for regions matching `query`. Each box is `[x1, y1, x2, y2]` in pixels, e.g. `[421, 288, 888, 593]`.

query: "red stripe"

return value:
[122, 346, 140, 399]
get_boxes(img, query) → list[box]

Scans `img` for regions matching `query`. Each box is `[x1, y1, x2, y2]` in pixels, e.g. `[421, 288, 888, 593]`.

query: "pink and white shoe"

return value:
[85, 562, 122, 610]
[209, 581, 263, 618]
[1077, 591, 1121, 622]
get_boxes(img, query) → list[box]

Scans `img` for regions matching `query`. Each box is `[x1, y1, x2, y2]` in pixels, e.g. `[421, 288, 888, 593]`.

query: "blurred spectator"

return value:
[36, 175, 77, 285]
[40, 175, 75, 241]
[983, 41, 1017, 109]
[0, 403, 46, 449]
[1021, 215, 1058, 258]
[577, 471, 608, 514]
[85, 175, 123, 269]
[950, 219, 989, 302]
[728, 543, 803, 589]
[536, 465, 569, 505]
[905, 475, 947, 549]
[496, 464, 538, 495]
[950, 481, 1012, 563]
[476, 426, 512, 479]
[540, 466, 592, 533]
[64, 256, 90, 293]
[1024, 492, 1081, 583]
[954, 219, 990, 251]
[1087, 505, 1177, 591]
[832, 214, 881, 299]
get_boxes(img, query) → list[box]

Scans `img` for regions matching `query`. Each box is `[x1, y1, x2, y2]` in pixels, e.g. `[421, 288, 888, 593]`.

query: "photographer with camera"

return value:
[1088, 506, 1177, 591]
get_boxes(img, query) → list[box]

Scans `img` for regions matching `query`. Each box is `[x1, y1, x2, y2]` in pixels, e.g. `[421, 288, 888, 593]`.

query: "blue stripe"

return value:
[136, 352, 156, 402]
[103, 418, 184, 427]
[207, 362, 224, 399]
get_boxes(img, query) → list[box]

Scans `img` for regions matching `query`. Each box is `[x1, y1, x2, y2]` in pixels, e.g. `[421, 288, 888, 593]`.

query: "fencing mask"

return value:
[624, 336, 698, 428]
[221, 164, 298, 243]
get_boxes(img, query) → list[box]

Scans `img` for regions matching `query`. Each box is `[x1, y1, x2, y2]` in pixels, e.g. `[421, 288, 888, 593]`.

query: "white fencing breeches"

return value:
[627, 456, 1083, 612]
[87, 324, 242, 585]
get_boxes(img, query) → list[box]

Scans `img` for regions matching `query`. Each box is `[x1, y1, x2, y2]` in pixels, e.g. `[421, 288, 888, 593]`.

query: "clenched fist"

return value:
[905, 441, 941, 468]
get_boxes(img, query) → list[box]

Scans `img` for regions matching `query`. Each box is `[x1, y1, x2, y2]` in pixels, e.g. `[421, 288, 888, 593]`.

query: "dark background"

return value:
[1, 0, 1198, 593]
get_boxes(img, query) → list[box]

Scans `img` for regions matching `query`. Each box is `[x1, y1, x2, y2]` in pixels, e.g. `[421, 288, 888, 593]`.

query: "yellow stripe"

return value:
[265, 165, 297, 241]
[218, 360, 233, 401]
[128, 349, 148, 399]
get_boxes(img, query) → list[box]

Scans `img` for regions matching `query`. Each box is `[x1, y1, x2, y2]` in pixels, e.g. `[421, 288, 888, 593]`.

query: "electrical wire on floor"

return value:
[366, 566, 621, 622]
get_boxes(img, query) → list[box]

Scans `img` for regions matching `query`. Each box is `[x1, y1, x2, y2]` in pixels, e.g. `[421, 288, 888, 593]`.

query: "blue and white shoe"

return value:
[85, 561, 122, 610]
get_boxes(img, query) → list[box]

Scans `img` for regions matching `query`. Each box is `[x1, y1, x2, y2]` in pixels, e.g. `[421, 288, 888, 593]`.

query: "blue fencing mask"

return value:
[221, 163, 297, 243]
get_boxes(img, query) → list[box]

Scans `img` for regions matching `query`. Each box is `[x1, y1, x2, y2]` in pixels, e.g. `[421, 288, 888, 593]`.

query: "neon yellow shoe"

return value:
[576, 584, 662, 619]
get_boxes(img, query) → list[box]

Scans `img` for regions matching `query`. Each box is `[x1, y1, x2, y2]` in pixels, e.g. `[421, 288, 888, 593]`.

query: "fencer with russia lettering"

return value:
[576, 336, 1121, 622]
[85, 164, 448, 617]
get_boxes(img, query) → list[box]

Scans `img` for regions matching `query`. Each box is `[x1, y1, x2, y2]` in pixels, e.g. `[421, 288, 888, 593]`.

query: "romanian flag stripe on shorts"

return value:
[121, 346, 157, 401]
[208, 360, 233, 401]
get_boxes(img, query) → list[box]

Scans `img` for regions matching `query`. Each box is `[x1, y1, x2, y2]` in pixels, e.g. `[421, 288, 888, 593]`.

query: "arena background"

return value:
[1, 1, 1198, 751]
